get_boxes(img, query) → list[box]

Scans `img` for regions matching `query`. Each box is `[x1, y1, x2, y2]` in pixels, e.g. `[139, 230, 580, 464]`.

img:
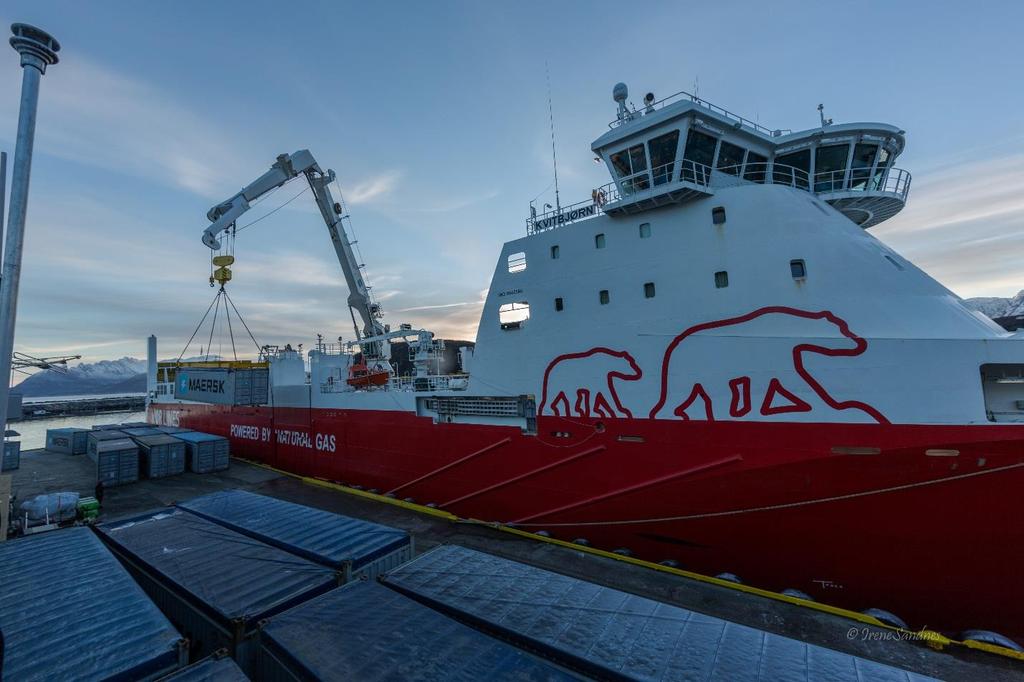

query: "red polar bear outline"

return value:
[539, 347, 643, 418]
[649, 306, 888, 424]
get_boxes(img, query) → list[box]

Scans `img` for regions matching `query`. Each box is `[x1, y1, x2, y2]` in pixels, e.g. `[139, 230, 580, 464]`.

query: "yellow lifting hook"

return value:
[210, 254, 234, 287]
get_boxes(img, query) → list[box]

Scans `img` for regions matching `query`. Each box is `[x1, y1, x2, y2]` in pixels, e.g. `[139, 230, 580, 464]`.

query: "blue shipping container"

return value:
[157, 650, 248, 681]
[258, 580, 575, 681]
[0, 526, 185, 681]
[382, 546, 938, 682]
[45, 427, 89, 454]
[173, 431, 230, 473]
[95, 509, 337, 669]
[177, 489, 411, 579]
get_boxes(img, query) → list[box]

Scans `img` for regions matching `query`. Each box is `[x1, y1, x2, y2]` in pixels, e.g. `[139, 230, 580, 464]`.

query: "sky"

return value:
[1, 1, 1023, 372]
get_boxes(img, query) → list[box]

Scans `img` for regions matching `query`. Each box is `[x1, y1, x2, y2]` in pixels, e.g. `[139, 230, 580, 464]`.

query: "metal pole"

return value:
[0, 24, 59, 435]
[0, 152, 8, 266]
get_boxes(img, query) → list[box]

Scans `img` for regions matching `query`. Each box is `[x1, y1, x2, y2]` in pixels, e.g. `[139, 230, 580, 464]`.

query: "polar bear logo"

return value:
[649, 307, 887, 423]
[540, 348, 642, 418]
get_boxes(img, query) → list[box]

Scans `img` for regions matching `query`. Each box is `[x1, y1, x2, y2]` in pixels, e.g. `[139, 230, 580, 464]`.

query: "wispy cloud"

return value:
[875, 150, 1024, 298]
[345, 171, 403, 204]
[0, 54, 248, 198]
[394, 301, 478, 312]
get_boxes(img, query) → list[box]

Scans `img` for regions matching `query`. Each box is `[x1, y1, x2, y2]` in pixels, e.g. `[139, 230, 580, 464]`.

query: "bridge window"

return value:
[872, 148, 892, 190]
[644, 282, 656, 298]
[744, 151, 768, 183]
[595, 233, 606, 249]
[647, 130, 680, 186]
[639, 222, 651, 238]
[850, 143, 878, 189]
[599, 290, 610, 305]
[554, 297, 564, 311]
[790, 259, 806, 279]
[507, 251, 526, 273]
[609, 143, 649, 193]
[814, 144, 849, 192]
[499, 302, 530, 330]
[682, 129, 717, 182]
[712, 206, 726, 225]
[550, 244, 559, 259]
[717, 141, 746, 176]
[715, 271, 729, 288]
[774, 149, 810, 189]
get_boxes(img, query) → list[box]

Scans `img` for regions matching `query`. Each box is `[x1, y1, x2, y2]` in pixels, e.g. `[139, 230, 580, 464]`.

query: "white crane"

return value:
[200, 151, 386, 348]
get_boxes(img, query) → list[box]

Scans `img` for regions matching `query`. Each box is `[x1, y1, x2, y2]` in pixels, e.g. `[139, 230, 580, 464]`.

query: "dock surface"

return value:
[7, 447, 1023, 681]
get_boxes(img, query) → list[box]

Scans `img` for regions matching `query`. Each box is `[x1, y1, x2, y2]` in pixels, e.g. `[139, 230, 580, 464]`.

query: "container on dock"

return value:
[93, 422, 127, 431]
[95, 437, 139, 486]
[95, 509, 337, 670]
[136, 434, 187, 478]
[257, 580, 574, 681]
[157, 650, 248, 681]
[0, 526, 186, 681]
[122, 426, 164, 437]
[174, 431, 230, 473]
[382, 545, 939, 681]
[45, 426, 89, 454]
[177, 489, 412, 581]
[121, 421, 154, 428]
[173, 366, 269, 406]
[87, 429, 127, 458]
[156, 425, 193, 434]
[2, 439, 19, 471]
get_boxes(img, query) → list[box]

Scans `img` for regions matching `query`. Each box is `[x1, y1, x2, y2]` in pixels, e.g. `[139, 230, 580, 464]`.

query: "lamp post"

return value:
[0, 24, 60, 434]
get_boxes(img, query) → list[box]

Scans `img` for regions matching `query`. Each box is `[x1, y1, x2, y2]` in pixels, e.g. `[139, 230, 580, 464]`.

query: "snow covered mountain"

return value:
[963, 290, 1024, 320]
[15, 356, 147, 397]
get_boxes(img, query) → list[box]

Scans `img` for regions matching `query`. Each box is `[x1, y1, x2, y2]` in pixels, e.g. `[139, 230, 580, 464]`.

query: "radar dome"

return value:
[612, 82, 628, 103]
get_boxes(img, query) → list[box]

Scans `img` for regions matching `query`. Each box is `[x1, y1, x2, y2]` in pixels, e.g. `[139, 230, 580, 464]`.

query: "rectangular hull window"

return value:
[499, 302, 530, 330]
[599, 290, 610, 305]
[714, 271, 729, 288]
[507, 251, 526, 273]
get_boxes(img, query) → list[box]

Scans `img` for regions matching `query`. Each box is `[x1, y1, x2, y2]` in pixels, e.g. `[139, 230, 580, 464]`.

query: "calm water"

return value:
[12, 411, 148, 450]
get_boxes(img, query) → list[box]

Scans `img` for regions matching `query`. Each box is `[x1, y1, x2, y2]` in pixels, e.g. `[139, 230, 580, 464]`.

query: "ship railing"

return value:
[389, 374, 469, 392]
[711, 163, 911, 201]
[608, 89, 791, 137]
[597, 159, 712, 204]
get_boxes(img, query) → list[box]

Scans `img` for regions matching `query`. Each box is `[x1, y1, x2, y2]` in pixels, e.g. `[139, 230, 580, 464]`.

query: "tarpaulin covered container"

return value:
[95, 437, 139, 486]
[156, 426, 193, 434]
[177, 489, 412, 581]
[381, 545, 938, 682]
[122, 426, 164, 437]
[45, 426, 89, 454]
[157, 650, 248, 681]
[0, 526, 185, 681]
[87, 429, 127, 458]
[173, 367, 269, 406]
[93, 423, 127, 430]
[257, 580, 575, 681]
[135, 434, 187, 479]
[96, 509, 337, 671]
[174, 431, 230, 473]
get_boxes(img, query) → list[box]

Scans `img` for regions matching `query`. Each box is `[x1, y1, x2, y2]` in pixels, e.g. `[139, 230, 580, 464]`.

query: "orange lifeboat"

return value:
[347, 362, 389, 388]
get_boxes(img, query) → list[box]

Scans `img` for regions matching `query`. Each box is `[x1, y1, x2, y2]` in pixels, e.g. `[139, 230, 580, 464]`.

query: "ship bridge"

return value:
[527, 84, 910, 234]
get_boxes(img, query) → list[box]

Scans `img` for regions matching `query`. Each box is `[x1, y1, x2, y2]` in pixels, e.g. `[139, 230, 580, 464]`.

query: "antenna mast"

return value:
[545, 62, 560, 213]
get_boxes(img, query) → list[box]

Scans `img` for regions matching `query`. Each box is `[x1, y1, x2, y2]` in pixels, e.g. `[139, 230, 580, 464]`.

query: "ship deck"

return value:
[7, 447, 1023, 681]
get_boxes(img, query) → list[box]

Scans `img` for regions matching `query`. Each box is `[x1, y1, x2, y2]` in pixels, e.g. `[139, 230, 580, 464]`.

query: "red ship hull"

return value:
[151, 402, 1024, 641]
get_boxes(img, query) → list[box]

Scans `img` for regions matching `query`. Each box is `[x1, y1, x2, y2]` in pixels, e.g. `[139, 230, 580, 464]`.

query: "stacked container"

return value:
[135, 434, 187, 479]
[45, 426, 89, 454]
[122, 426, 164, 437]
[177, 489, 413, 581]
[2, 439, 19, 471]
[95, 509, 337, 671]
[174, 431, 230, 473]
[87, 429, 127, 458]
[95, 437, 139, 486]
[257, 581, 576, 681]
[0, 527, 185, 680]
[156, 426, 193, 434]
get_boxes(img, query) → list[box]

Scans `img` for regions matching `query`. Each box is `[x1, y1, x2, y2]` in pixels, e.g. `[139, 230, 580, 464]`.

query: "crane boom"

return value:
[200, 150, 385, 343]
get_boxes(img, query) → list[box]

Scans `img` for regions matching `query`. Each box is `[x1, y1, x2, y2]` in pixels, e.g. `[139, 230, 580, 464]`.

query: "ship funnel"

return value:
[613, 82, 629, 120]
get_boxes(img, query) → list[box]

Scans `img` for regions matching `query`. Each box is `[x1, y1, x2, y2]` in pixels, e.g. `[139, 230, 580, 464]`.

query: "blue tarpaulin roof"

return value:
[159, 652, 248, 681]
[260, 580, 576, 681]
[96, 509, 337, 628]
[0, 526, 183, 682]
[172, 431, 225, 443]
[177, 489, 409, 570]
[381, 545, 937, 682]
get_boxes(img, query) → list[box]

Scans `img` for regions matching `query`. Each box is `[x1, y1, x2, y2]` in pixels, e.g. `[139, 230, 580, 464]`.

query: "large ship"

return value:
[151, 84, 1024, 642]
